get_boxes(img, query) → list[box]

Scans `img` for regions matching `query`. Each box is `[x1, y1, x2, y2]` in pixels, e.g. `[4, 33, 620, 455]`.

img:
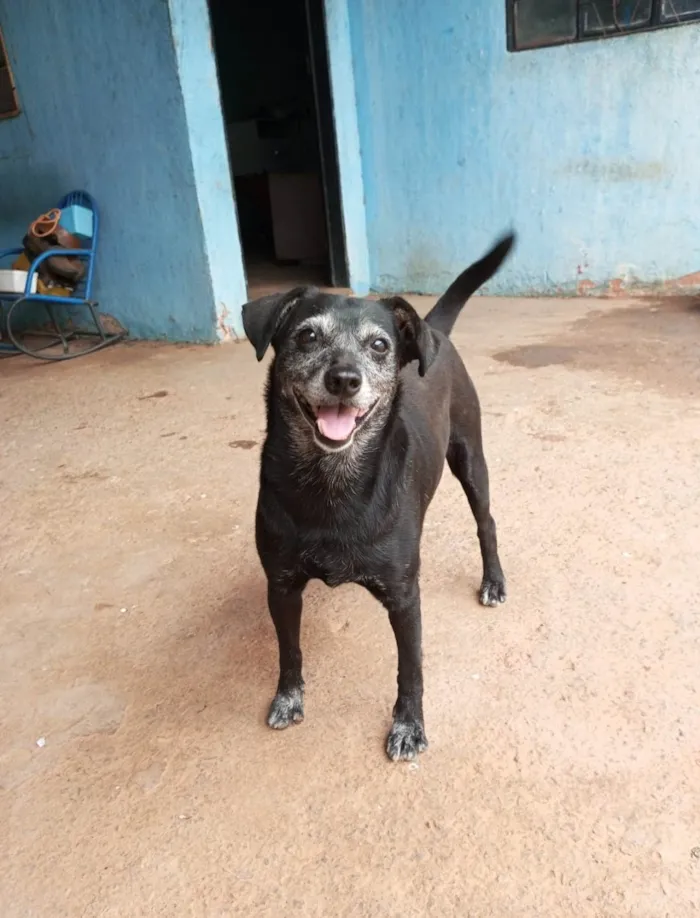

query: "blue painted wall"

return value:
[0, 0, 219, 341]
[347, 2, 700, 295]
[168, 0, 247, 339]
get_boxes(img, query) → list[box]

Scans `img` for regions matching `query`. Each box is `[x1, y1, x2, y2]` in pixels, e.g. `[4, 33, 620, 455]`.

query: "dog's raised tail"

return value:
[424, 232, 516, 337]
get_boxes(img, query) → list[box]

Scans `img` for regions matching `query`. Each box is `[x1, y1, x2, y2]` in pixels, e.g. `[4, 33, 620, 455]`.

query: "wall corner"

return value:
[323, 0, 370, 295]
[168, 0, 248, 339]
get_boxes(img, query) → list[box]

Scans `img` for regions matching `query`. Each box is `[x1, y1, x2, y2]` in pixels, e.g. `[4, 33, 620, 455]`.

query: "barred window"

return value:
[507, 0, 700, 51]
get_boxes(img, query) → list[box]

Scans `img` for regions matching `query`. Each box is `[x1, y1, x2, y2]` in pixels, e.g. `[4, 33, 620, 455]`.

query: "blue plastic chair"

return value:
[0, 190, 125, 360]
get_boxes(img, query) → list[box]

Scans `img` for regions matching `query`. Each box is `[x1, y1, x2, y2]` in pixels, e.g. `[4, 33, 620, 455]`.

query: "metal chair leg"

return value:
[86, 301, 107, 341]
[44, 301, 71, 355]
[7, 296, 126, 361]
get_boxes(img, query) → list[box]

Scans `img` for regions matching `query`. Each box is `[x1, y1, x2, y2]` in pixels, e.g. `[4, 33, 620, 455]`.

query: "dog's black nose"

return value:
[324, 365, 362, 397]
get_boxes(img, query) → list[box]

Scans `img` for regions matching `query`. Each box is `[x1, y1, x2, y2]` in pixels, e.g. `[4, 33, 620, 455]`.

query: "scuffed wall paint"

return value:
[347, 1, 700, 296]
[0, 0, 218, 341]
[168, 0, 247, 339]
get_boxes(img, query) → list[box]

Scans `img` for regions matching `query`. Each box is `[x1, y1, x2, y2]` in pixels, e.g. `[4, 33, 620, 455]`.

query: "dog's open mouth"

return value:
[295, 392, 376, 445]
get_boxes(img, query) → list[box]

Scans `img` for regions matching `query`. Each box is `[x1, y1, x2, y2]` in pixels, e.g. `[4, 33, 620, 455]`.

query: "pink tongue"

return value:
[316, 404, 360, 441]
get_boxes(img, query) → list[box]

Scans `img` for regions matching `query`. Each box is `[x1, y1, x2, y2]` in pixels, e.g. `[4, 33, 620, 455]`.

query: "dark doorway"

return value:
[208, 0, 348, 293]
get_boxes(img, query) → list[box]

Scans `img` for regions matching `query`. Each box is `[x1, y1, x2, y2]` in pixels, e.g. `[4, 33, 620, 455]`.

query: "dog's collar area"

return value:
[294, 390, 378, 450]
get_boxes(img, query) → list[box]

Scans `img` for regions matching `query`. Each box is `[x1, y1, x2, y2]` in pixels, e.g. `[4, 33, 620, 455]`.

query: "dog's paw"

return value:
[480, 576, 507, 607]
[267, 687, 304, 730]
[386, 719, 428, 762]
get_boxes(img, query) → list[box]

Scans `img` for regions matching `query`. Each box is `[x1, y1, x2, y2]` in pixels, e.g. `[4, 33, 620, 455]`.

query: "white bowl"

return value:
[0, 269, 38, 295]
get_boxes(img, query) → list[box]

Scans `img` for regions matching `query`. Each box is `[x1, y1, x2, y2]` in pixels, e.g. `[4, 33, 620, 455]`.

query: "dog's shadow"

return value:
[123, 576, 275, 728]
[112, 575, 367, 748]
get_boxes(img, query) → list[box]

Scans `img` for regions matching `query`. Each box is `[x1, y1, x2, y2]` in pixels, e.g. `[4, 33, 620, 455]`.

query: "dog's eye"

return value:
[370, 338, 389, 354]
[297, 328, 317, 347]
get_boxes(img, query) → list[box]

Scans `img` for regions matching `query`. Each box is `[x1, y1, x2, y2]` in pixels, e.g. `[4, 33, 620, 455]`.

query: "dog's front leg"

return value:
[379, 580, 428, 762]
[266, 580, 307, 730]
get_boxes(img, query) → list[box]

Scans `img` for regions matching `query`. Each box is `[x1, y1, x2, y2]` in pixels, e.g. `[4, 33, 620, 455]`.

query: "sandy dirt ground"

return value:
[1, 294, 699, 917]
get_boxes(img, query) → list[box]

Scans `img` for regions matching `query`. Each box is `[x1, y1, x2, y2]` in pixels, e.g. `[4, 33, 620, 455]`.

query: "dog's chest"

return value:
[297, 532, 378, 588]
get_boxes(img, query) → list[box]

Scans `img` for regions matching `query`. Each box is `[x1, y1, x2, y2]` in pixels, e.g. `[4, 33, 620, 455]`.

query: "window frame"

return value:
[506, 0, 700, 52]
[0, 23, 20, 120]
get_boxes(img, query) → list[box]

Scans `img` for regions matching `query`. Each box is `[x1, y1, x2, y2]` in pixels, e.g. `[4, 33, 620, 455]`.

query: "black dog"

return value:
[242, 233, 515, 761]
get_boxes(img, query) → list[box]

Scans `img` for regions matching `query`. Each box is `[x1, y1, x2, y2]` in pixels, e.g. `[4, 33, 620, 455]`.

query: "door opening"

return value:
[208, 0, 348, 296]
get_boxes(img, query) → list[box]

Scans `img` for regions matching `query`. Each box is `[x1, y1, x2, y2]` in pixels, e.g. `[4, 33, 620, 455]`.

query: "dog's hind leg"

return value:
[266, 579, 308, 729]
[446, 430, 506, 607]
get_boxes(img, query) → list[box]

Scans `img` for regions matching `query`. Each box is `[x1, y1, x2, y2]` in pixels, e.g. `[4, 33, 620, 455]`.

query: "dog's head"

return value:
[242, 286, 435, 453]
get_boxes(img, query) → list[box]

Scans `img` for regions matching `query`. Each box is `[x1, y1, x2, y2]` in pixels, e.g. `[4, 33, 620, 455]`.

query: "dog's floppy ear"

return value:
[381, 296, 436, 377]
[242, 286, 318, 361]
